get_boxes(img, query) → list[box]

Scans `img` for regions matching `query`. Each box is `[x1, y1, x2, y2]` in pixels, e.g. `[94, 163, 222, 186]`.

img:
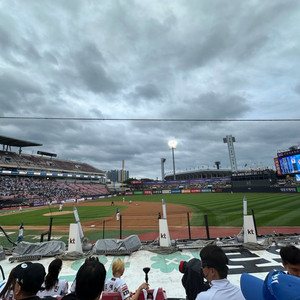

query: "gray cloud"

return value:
[0, 1, 300, 179]
[72, 43, 119, 94]
[133, 83, 162, 100]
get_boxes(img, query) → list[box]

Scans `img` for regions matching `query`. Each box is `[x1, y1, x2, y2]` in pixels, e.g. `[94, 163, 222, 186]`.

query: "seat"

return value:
[102, 288, 167, 300]
[102, 292, 122, 300]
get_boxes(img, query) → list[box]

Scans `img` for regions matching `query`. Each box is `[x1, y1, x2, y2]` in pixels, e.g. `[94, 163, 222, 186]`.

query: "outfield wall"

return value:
[124, 186, 299, 195]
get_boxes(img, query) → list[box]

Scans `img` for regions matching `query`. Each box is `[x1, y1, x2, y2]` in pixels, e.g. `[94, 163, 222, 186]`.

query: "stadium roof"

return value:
[0, 135, 42, 148]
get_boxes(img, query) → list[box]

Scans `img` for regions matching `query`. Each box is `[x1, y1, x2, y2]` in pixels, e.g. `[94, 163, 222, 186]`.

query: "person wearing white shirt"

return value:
[37, 258, 68, 298]
[195, 245, 245, 300]
[104, 258, 148, 300]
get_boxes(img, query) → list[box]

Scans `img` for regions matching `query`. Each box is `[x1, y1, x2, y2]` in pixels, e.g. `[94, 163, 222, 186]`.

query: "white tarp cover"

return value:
[93, 235, 142, 253]
[12, 241, 66, 257]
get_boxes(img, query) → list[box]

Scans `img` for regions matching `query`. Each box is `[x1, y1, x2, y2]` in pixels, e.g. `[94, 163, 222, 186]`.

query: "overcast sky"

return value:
[1, 0, 300, 179]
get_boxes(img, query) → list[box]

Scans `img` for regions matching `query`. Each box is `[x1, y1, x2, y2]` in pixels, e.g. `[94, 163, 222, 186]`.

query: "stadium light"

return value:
[168, 140, 178, 180]
[161, 158, 166, 181]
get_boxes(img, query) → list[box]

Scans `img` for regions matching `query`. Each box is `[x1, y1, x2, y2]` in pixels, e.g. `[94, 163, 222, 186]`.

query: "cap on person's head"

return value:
[241, 270, 300, 300]
[179, 261, 186, 273]
[14, 262, 46, 294]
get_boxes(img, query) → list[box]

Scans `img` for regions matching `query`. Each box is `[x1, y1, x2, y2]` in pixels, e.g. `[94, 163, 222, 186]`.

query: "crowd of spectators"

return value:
[132, 180, 231, 192]
[0, 176, 109, 205]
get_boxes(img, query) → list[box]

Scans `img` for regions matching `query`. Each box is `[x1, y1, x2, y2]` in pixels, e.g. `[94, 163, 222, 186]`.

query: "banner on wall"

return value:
[274, 157, 282, 176]
[143, 190, 152, 195]
[152, 190, 162, 194]
[125, 191, 134, 195]
[191, 189, 201, 193]
[201, 188, 212, 193]
[171, 189, 181, 194]
[134, 191, 143, 195]
[280, 187, 297, 193]
[181, 189, 191, 193]
[162, 190, 171, 194]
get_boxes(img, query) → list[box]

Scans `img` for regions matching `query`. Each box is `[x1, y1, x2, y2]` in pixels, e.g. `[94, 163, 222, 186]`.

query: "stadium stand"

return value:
[0, 136, 110, 208]
[0, 176, 110, 207]
[0, 151, 102, 174]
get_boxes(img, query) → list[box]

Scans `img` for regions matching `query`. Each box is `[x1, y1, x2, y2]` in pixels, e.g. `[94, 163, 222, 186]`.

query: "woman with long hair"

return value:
[0, 267, 15, 300]
[37, 258, 68, 298]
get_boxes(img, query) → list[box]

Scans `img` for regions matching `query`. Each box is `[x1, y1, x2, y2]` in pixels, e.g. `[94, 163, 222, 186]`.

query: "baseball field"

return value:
[0, 192, 299, 247]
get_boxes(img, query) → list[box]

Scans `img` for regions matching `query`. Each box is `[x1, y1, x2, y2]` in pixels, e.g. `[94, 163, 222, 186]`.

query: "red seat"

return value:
[102, 288, 167, 300]
[102, 292, 122, 300]
[138, 288, 167, 300]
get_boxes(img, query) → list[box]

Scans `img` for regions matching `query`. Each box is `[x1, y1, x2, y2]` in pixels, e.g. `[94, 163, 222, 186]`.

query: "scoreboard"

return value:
[276, 148, 300, 175]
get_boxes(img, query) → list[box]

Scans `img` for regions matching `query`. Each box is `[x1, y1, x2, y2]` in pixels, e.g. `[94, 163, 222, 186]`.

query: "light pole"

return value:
[161, 158, 166, 181]
[168, 140, 178, 180]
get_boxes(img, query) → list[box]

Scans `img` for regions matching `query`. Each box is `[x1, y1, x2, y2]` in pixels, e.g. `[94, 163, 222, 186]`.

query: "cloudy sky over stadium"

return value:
[1, 0, 300, 179]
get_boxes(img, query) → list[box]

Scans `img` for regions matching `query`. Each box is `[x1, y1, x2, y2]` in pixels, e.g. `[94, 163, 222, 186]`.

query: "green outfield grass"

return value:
[116, 192, 300, 227]
[0, 205, 126, 226]
[1, 192, 299, 228]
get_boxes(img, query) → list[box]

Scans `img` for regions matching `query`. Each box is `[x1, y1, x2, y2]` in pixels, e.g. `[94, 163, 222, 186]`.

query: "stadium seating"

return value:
[102, 288, 167, 300]
[0, 150, 103, 174]
[0, 176, 109, 206]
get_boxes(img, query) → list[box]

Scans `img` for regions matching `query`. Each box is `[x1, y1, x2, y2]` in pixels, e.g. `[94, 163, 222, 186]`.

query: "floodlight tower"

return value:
[168, 140, 178, 180]
[161, 158, 166, 181]
[223, 135, 238, 172]
[121, 160, 125, 193]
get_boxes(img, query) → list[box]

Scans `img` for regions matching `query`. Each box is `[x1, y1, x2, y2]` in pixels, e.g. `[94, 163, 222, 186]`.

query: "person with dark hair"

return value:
[37, 258, 68, 298]
[195, 245, 244, 300]
[280, 245, 300, 277]
[62, 257, 106, 300]
[179, 258, 210, 300]
[12, 262, 55, 300]
[0, 267, 15, 300]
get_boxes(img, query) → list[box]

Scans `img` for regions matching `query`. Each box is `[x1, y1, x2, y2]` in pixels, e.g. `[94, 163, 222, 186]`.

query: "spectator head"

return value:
[0, 267, 15, 299]
[280, 245, 300, 277]
[13, 262, 46, 299]
[45, 258, 63, 290]
[76, 257, 106, 300]
[112, 258, 125, 277]
[200, 245, 229, 281]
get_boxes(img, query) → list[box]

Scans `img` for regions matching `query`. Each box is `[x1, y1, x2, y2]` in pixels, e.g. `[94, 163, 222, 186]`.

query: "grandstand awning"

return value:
[0, 135, 42, 148]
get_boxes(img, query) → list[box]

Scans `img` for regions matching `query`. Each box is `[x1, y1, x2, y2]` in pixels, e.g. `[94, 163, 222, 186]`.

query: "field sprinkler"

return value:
[143, 267, 150, 283]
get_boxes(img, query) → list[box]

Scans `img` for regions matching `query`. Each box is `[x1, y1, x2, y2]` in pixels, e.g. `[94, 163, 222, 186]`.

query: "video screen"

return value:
[296, 174, 300, 182]
[278, 154, 300, 174]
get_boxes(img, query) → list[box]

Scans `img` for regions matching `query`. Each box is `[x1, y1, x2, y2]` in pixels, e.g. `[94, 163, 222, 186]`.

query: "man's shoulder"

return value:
[196, 279, 244, 300]
[195, 291, 212, 300]
[62, 293, 77, 300]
